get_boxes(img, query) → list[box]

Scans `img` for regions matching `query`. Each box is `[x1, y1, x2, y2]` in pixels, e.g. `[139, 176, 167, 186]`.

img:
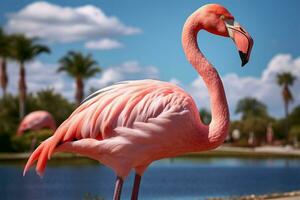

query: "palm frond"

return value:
[57, 51, 101, 79]
[9, 34, 50, 63]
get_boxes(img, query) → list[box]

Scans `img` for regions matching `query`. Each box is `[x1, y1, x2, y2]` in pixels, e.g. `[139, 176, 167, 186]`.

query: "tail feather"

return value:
[23, 136, 56, 177]
[23, 140, 46, 176]
[36, 143, 51, 176]
[47, 123, 69, 159]
[23, 121, 74, 177]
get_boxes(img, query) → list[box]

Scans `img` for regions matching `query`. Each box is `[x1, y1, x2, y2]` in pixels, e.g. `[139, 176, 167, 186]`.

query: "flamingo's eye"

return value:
[220, 15, 225, 20]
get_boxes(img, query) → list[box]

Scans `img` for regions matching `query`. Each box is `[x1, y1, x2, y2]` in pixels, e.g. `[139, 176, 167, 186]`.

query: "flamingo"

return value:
[17, 110, 56, 135]
[23, 4, 253, 200]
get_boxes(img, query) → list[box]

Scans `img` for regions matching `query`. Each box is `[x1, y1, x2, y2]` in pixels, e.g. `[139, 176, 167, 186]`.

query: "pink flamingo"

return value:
[23, 4, 253, 200]
[17, 110, 56, 135]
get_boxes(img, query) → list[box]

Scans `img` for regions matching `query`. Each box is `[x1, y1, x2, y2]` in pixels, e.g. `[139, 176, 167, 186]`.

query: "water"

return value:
[1, 157, 300, 200]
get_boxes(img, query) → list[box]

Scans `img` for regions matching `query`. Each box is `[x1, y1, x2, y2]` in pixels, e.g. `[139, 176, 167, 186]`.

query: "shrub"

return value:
[34, 89, 75, 124]
[289, 125, 300, 141]
[11, 129, 53, 152]
[0, 90, 75, 152]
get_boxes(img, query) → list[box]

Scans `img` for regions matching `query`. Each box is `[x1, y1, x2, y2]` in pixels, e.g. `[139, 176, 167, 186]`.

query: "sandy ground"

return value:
[270, 197, 300, 200]
[207, 191, 300, 200]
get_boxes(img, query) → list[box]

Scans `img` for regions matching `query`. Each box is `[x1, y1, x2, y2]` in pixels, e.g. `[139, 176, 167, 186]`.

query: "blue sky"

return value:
[1, 0, 300, 118]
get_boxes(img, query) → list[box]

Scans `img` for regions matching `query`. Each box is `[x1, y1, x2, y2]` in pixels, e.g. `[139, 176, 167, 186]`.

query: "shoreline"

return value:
[185, 146, 300, 158]
[1, 146, 300, 162]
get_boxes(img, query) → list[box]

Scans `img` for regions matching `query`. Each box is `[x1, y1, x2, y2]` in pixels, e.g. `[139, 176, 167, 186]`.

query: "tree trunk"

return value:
[19, 62, 26, 119]
[0, 57, 8, 96]
[283, 90, 289, 142]
[75, 77, 84, 105]
[284, 100, 289, 119]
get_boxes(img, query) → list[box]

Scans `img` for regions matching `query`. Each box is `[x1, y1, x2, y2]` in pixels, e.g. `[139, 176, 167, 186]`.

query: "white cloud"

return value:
[6, 60, 74, 100]
[6, 60, 159, 102]
[85, 38, 123, 50]
[262, 54, 300, 83]
[5, 1, 141, 43]
[5, 54, 299, 119]
[185, 54, 300, 119]
[87, 61, 159, 90]
[169, 78, 181, 85]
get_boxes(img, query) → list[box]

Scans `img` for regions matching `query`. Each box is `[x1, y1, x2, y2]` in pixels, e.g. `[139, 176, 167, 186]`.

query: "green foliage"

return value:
[235, 97, 268, 120]
[230, 117, 273, 142]
[233, 97, 273, 143]
[231, 103, 300, 144]
[242, 116, 271, 138]
[8, 33, 51, 118]
[0, 95, 20, 134]
[0, 28, 12, 58]
[199, 108, 211, 125]
[11, 129, 53, 152]
[9, 34, 50, 63]
[58, 51, 101, 79]
[289, 125, 300, 141]
[0, 94, 37, 151]
[229, 121, 243, 136]
[276, 72, 296, 117]
[0, 90, 75, 152]
[277, 72, 296, 88]
[34, 89, 75, 124]
[0, 132, 13, 152]
[58, 51, 101, 104]
[289, 105, 300, 127]
[272, 119, 286, 140]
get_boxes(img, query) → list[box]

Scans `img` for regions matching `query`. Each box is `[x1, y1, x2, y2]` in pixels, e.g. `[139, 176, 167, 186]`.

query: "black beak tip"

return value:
[239, 51, 248, 67]
[241, 61, 247, 67]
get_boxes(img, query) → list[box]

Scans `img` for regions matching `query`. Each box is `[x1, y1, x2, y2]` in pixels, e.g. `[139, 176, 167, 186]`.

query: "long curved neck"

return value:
[182, 12, 230, 149]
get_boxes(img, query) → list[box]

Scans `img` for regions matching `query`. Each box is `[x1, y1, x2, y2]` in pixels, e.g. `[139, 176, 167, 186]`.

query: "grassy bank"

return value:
[1, 146, 300, 164]
[184, 146, 300, 158]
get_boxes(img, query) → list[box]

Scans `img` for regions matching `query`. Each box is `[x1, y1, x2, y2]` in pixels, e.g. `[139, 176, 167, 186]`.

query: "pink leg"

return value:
[113, 176, 123, 200]
[131, 174, 142, 200]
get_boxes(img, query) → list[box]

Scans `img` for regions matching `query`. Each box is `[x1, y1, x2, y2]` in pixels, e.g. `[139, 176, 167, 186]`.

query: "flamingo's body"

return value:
[17, 111, 56, 135]
[24, 80, 221, 176]
[24, 4, 253, 200]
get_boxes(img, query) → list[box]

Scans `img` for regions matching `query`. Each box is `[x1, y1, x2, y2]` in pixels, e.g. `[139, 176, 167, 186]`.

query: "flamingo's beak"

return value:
[224, 19, 253, 66]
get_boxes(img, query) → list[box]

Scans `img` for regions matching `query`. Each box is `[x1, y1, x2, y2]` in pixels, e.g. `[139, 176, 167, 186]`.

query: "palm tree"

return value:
[276, 72, 296, 119]
[58, 51, 101, 105]
[10, 34, 50, 119]
[277, 72, 296, 139]
[235, 97, 268, 120]
[0, 29, 11, 96]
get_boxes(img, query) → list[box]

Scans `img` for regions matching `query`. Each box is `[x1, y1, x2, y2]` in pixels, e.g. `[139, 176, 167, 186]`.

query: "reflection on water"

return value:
[1, 157, 300, 200]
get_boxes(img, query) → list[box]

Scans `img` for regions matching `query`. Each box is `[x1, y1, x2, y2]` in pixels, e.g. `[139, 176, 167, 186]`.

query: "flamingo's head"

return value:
[198, 4, 253, 66]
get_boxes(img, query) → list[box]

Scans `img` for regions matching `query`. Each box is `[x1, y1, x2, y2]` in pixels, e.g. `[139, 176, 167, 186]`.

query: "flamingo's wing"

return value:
[24, 80, 199, 176]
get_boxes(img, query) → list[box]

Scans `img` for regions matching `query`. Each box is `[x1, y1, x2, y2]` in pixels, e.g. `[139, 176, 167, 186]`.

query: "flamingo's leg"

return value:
[113, 176, 123, 200]
[131, 174, 142, 200]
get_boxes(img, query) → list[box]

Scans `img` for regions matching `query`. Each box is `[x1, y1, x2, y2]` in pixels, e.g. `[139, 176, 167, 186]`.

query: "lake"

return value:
[1, 157, 300, 200]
